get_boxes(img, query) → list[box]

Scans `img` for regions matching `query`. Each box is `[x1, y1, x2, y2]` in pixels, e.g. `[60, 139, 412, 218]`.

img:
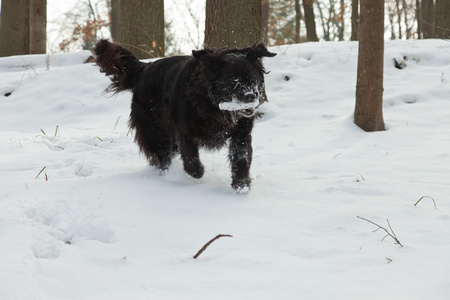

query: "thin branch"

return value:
[414, 196, 437, 209]
[357, 216, 403, 247]
[386, 219, 400, 243]
[421, 18, 450, 34]
[35, 166, 47, 179]
[193, 234, 233, 259]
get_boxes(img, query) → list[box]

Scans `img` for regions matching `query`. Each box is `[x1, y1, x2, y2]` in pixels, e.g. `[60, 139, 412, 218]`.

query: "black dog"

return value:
[93, 39, 276, 191]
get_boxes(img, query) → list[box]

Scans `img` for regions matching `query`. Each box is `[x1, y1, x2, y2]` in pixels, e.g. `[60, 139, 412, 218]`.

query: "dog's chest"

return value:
[191, 112, 238, 148]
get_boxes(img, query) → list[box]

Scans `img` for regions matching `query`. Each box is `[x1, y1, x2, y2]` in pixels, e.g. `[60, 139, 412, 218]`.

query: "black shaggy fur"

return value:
[93, 39, 276, 191]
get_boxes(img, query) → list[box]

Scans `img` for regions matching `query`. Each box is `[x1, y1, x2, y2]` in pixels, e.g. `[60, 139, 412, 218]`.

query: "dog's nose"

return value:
[244, 92, 257, 103]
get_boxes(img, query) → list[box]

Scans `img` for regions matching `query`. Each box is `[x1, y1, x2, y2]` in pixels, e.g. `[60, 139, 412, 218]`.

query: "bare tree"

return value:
[170, 0, 204, 51]
[351, 0, 359, 40]
[402, 0, 411, 38]
[294, 0, 302, 43]
[29, 0, 47, 54]
[204, 0, 263, 48]
[416, 0, 421, 38]
[0, 0, 30, 57]
[303, 0, 319, 41]
[118, 0, 164, 58]
[421, 0, 434, 38]
[267, 0, 302, 45]
[0, 0, 47, 56]
[314, 0, 348, 42]
[262, 0, 270, 44]
[56, 0, 109, 52]
[396, 0, 403, 39]
[387, 4, 397, 39]
[110, 0, 120, 41]
[354, 0, 385, 132]
[434, 0, 450, 39]
[338, 0, 345, 41]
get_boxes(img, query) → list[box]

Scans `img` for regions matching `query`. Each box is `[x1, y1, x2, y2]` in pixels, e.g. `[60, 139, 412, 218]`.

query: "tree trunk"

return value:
[421, 0, 434, 38]
[0, 0, 30, 57]
[402, 0, 410, 39]
[351, 0, 359, 40]
[261, 0, 270, 45]
[354, 0, 385, 132]
[389, 11, 396, 40]
[434, 0, 450, 39]
[110, 0, 120, 42]
[29, 0, 46, 54]
[117, 0, 164, 58]
[204, 0, 262, 48]
[302, 0, 319, 41]
[416, 0, 421, 39]
[294, 0, 302, 43]
[338, 0, 345, 41]
[396, 0, 402, 39]
[316, 3, 330, 41]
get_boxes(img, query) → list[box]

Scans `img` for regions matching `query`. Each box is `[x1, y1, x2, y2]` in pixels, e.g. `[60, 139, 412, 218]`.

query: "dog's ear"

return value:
[246, 42, 277, 60]
[192, 49, 206, 60]
[192, 49, 223, 63]
[192, 48, 224, 78]
[192, 49, 210, 60]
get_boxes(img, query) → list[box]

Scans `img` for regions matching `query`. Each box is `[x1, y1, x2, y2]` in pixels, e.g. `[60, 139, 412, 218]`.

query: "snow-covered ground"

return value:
[1, 40, 450, 299]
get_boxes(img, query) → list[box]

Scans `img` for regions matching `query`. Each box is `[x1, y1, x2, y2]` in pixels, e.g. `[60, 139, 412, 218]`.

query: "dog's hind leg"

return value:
[129, 101, 174, 171]
[179, 136, 204, 179]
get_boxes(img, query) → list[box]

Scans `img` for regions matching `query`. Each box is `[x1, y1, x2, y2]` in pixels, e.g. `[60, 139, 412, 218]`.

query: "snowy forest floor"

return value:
[1, 39, 450, 299]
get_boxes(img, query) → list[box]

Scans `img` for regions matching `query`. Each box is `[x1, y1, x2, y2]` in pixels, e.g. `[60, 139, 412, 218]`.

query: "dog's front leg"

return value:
[229, 119, 254, 191]
[179, 136, 204, 179]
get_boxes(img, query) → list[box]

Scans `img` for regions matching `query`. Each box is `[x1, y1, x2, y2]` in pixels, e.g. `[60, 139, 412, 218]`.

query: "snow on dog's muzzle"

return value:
[219, 96, 259, 118]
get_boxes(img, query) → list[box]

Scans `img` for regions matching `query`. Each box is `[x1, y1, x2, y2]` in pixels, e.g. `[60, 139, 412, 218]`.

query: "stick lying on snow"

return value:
[357, 216, 403, 247]
[193, 234, 233, 259]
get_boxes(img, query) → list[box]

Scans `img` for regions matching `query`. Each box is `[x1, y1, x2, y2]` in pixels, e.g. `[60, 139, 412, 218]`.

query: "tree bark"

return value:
[261, 0, 270, 45]
[354, 0, 385, 132]
[338, 0, 345, 41]
[117, 0, 164, 58]
[302, 0, 319, 41]
[110, 0, 120, 42]
[388, 10, 396, 40]
[421, 0, 434, 39]
[402, 0, 410, 39]
[0, 0, 30, 57]
[416, 0, 421, 39]
[204, 0, 262, 48]
[351, 0, 359, 40]
[396, 0, 402, 39]
[29, 0, 47, 54]
[434, 0, 450, 39]
[294, 0, 302, 43]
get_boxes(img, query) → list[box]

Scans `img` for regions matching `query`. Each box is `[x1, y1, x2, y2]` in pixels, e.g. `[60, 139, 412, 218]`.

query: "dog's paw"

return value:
[235, 186, 250, 194]
[184, 161, 204, 179]
[231, 178, 251, 193]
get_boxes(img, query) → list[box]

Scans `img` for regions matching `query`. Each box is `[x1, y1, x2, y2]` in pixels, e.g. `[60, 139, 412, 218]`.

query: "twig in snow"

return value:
[193, 234, 233, 259]
[357, 216, 403, 247]
[414, 196, 437, 209]
[35, 166, 47, 179]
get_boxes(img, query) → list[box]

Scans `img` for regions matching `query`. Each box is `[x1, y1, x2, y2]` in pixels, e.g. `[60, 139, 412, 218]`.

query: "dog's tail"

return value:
[93, 39, 146, 93]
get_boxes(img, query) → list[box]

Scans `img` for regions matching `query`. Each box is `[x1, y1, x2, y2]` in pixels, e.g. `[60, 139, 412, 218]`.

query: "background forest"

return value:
[0, 0, 449, 57]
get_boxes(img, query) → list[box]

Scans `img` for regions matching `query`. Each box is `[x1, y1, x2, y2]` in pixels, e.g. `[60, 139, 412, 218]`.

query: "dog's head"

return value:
[193, 42, 276, 118]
